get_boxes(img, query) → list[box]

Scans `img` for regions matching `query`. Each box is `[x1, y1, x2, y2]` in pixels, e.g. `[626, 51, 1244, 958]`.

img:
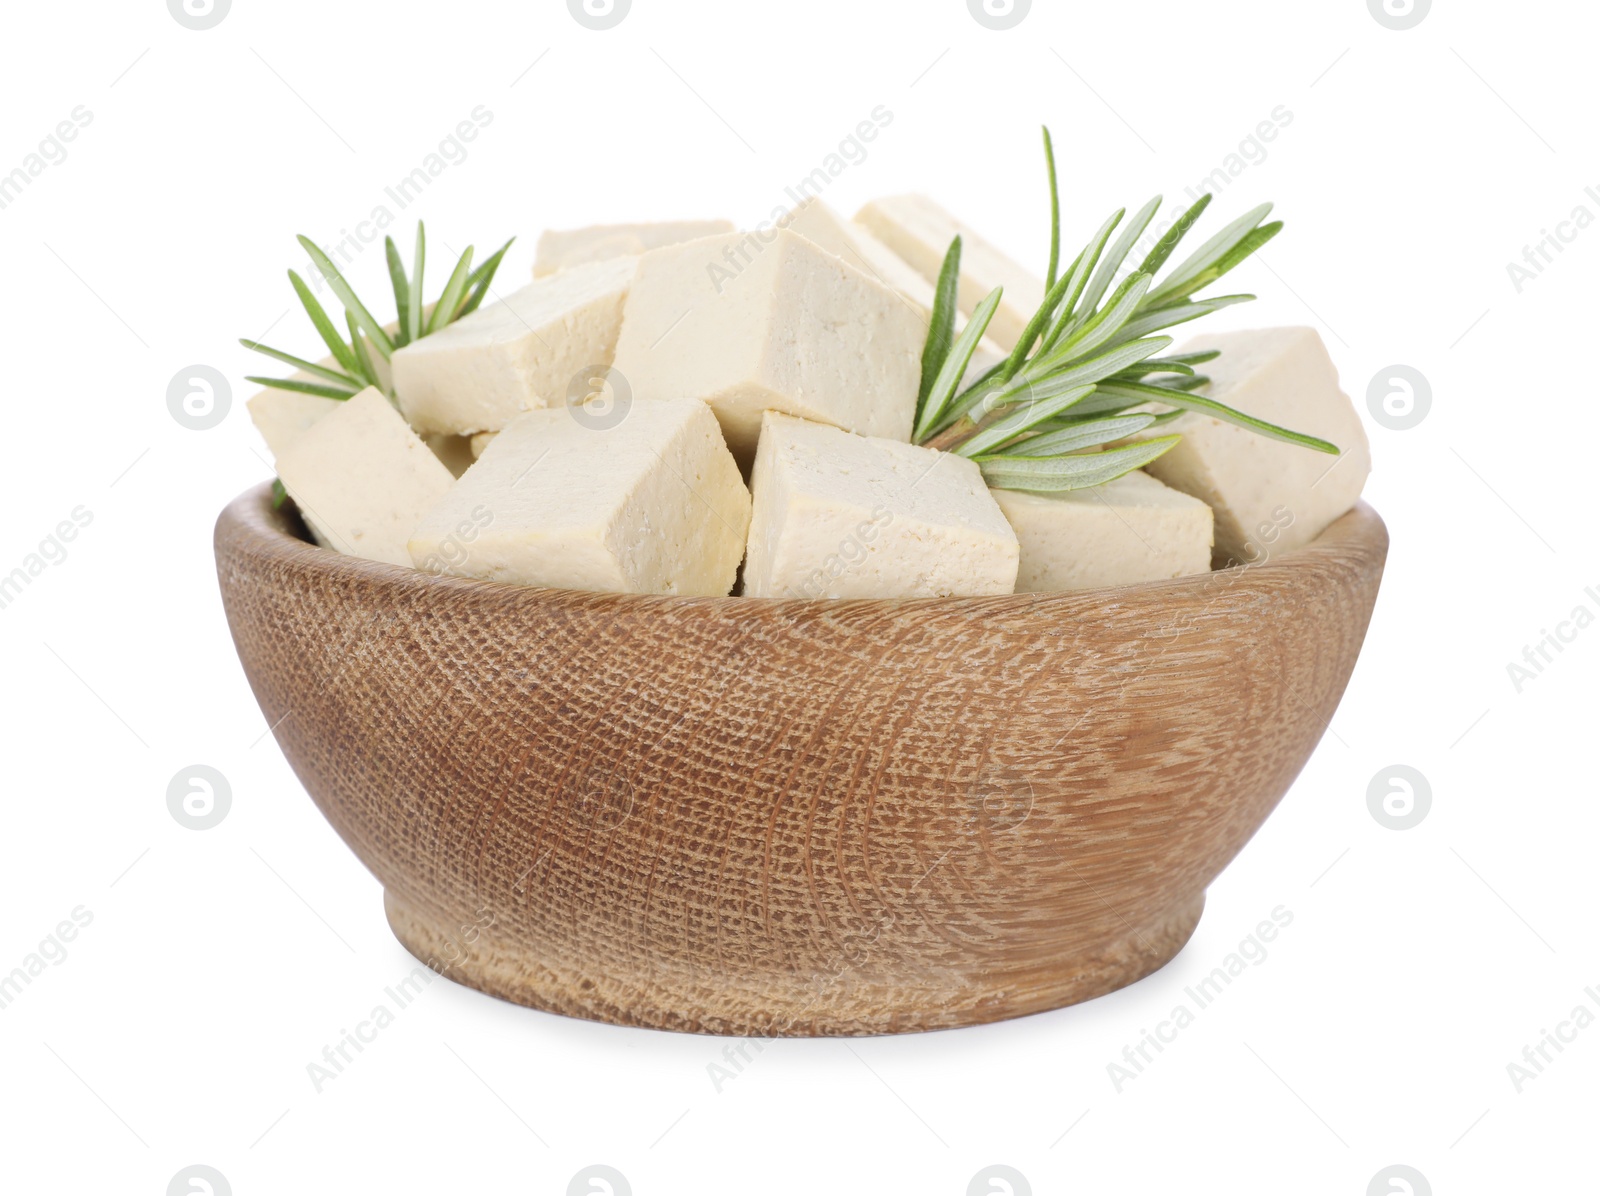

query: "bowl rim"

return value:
[215, 480, 1387, 615]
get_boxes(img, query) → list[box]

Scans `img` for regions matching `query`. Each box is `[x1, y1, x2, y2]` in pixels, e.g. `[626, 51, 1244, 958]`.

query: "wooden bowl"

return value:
[215, 483, 1386, 1036]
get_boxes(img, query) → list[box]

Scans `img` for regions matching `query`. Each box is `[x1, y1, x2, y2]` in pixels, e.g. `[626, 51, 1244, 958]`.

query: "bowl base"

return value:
[383, 888, 1206, 1037]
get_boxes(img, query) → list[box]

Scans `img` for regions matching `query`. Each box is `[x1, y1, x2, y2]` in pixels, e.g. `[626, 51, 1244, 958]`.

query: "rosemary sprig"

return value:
[914, 127, 1337, 492]
[243, 222, 513, 401]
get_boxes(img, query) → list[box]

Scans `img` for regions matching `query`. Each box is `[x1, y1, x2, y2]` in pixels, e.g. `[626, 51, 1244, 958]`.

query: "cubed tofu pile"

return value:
[249, 203, 1369, 599]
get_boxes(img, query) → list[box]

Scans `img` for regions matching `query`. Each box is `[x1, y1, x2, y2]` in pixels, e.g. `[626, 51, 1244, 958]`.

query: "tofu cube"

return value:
[249, 385, 477, 484]
[785, 198, 938, 315]
[247, 388, 342, 461]
[1142, 327, 1371, 565]
[855, 194, 1045, 351]
[534, 220, 735, 276]
[786, 197, 1008, 384]
[390, 256, 638, 437]
[245, 387, 342, 547]
[992, 470, 1214, 593]
[611, 229, 923, 460]
[246, 326, 394, 460]
[744, 411, 1019, 599]
[275, 387, 456, 567]
[408, 398, 749, 596]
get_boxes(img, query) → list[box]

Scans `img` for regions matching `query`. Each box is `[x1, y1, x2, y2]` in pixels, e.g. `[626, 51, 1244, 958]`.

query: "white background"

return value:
[1, 1, 1595, 1193]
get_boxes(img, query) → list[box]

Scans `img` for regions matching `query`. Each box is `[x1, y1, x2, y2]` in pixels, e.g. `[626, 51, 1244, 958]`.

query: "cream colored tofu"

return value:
[468, 430, 497, 459]
[1140, 327, 1371, 565]
[786, 197, 1007, 385]
[390, 257, 638, 437]
[534, 220, 735, 276]
[611, 229, 923, 461]
[744, 412, 1018, 599]
[275, 387, 456, 567]
[992, 470, 1213, 593]
[855, 195, 1045, 351]
[246, 316, 408, 460]
[249, 386, 477, 483]
[247, 387, 342, 461]
[785, 198, 937, 314]
[409, 398, 749, 596]
[246, 386, 343, 548]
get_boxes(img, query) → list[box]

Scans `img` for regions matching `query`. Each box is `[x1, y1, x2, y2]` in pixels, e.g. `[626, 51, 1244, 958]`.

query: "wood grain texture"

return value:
[215, 483, 1387, 1036]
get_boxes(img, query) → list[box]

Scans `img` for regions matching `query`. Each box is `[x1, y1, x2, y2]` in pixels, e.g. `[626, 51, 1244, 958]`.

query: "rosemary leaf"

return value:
[427, 245, 476, 336]
[1105, 294, 1254, 345]
[289, 270, 362, 377]
[929, 367, 1006, 437]
[915, 285, 1002, 441]
[238, 339, 361, 390]
[1074, 194, 1161, 322]
[999, 269, 1074, 383]
[1092, 380, 1339, 453]
[966, 334, 1170, 430]
[346, 312, 380, 390]
[1009, 381, 1191, 421]
[385, 237, 411, 348]
[1132, 192, 1212, 279]
[1006, 412, 1159, 457]
[1044, 209, 1123, 346]
[979, 436, 1182, 492]
[917, 237, 963, 420]
[1035, 390, 1146, 419]
[1147, 221, 1282, 307]
[245, 375, 358, 400]
[459, 237, 515, 317]
[298, 235, 396, 359]
[1028, 333, 1170, 398]
[1045, 271, 1152, 363]
[464, 238, 510, 290]
[1145, 202, 1273, 307]
[966, 340, 1132, 425]
[408, 222, 426, 346]
[1112, 360, 1195, 381]
[952, 359, 1004, 413]
[952, 384, 1097, 458]
[1043, 126, 1061, 290]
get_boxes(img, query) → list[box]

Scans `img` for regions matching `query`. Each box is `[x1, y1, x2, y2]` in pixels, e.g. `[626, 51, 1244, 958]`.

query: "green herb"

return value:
[914, 126, 1337, 492]
[242, 221, 513, 401]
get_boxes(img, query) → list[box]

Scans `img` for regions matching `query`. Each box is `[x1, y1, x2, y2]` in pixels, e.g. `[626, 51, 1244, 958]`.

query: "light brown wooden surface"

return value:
[215, 483, 1387, 1036]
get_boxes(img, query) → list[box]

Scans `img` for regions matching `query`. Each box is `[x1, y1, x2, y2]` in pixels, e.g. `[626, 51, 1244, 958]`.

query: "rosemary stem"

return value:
[924, 417, 979, 454]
